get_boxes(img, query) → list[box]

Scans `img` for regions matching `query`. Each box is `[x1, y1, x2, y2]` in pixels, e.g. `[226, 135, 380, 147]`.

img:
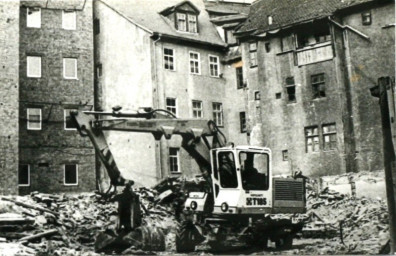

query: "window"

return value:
[27, 56, 41, 78]
[27, 8, 41, 28]
[169, 148, 180, 173]
[268, 16, 273, 25]
[192, 100, 203, 118]
[64, 109, 77, 130]
[236, 67, 244, 89]
[305, 126, 319, 153]
[27, 108, 41, 130]
[187, 14, 197, 33]
[322, 123, 337, 151]
[19, 164, 30, 186]
[63, 58, 77, 79]
[254, 91, 260, 101]
[311, 73, 326, 99]
[164, 48, 175, 71]
[212, 102, 223, 126]
[64, 164, 78, 185]
[276, 93, 282, 99]
[362, 11, 372, 25]
[240, 112, 247, 133]
[189, 52, 200, 74]
[240, 151, 269, 190]
[296, 21, 331, 48]
[282, 150, 288, 161]
[286, 77, 296, 103]
[96, 63, 102, 78]
[249, 42, 257, 67]
[176, 13, 186, 32]
[94, 18, 100, 34]
[166, 98, 177, 116]
[218, 151, 237, 188]
[209, 55, 220, 77]
[62, 10, 76, 30]
[265, 42, 271, 53]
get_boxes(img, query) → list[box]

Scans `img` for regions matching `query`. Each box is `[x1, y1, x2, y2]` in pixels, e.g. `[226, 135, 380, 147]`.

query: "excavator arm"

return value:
[70, 107, 226, 188]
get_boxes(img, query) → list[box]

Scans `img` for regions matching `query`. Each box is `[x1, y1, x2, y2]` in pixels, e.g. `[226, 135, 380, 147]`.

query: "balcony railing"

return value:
[296, 42, 334, 66]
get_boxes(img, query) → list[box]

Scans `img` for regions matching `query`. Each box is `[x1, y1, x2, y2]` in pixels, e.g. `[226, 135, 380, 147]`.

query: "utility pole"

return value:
[370, 76, 396, 254]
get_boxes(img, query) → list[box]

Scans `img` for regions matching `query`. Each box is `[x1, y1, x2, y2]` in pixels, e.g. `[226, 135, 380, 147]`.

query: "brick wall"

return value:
[0, 1, 20, 195]
[18, 0, 95, 194]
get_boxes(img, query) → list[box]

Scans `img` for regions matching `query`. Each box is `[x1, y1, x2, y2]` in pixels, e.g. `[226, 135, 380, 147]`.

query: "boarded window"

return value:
[209, 55, 219, 77]
[64, 109, 77, 130]
[62, 10, 76, 30]
[27, 56, 41, 78]
[236, 67, 244, 89]
[192, 100, 203, 118]
[164, 48, 175, 71]
[189, 52, 200, 74]
[305, 126, 319, 153]
[27, 108, 41, 130]
[249, 42, 257, 67]
[63, 58, 77, 79]
[64, 164, 78, 185]
[19, 164, 30, 186]
[212, 102, 223, 126]
[240, 112, 247, 133]
[311, 73, 326, 99]
[27, 8, 41, 28]
[169, 148, 180, 173]
[166, 98, 177, 116]
[323, 123, 337, 151]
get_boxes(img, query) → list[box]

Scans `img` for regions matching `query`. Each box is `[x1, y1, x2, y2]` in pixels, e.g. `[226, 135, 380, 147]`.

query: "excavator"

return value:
[71, 106, 306, 252]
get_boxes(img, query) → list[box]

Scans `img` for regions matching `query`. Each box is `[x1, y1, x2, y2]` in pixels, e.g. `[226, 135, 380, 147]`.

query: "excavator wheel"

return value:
[176, 221, 197, 253]
[275, 235, 293, 250]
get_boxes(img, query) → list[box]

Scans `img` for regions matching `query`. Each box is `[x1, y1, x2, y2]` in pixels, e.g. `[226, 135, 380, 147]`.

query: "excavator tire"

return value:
[275, 235, 293, 250]
[175, 221, 197, 253]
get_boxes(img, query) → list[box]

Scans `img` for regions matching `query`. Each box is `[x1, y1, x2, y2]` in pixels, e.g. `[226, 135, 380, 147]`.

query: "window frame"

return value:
[27, 108, 42, 130]
[305, 126, 320, 153]
[189, 51, 201, 75]
[166, 97, 177, 116]
[27, 56, 42, 78]
[212, 102, 223, 127]
[62, 10, 76, 30]
[63, 58, 78, 79]
[322, 123, 337, 151]
[192, 100, 203, 118]
[169, 147, 181, 173]
[163, 48, 176, 71]
[236, 67, 244, 89]
[362, 11, 372, 25]
[176, 12, 187, 32]
[311, 73, 326, 99]
[64, 164, 78, 186]
[26, 7, 41, 28]
[240, 111, 247, 133]
[208, 55, 220, 77]
[187, 14, 198, 33]
[249, 42, 258, 68]
[18, 164, 30, 187]
[64, 109, 78, 131]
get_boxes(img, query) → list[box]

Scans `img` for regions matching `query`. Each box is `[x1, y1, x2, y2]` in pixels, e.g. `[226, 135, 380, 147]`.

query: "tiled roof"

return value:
[205, 1, 251, 15]
[100, 0, 226, 47]
[236, 0, 377, 34]
[21, 0, 86, 10]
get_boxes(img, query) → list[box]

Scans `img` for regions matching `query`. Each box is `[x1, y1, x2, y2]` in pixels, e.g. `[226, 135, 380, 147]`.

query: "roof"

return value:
[100, 0, 226, 47]
[236, 0, 379, 35]
[21, 0, 86, 10]
[204, 1, 251, 15]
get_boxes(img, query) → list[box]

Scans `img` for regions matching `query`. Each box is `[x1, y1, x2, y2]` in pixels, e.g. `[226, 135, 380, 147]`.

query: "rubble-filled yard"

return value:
[0, 171, 390, 255]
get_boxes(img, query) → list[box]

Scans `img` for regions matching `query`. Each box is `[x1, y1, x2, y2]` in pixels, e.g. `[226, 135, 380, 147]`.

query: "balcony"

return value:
[296, 42, 334, 66]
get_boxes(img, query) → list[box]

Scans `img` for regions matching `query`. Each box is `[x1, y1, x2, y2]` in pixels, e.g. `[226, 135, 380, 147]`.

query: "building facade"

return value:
[235, 0, 395, 177]
[17, 0, 95, 194]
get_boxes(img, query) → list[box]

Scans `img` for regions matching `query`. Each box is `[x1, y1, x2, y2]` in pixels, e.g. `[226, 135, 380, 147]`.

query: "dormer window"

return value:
[176, 12, 197, 33]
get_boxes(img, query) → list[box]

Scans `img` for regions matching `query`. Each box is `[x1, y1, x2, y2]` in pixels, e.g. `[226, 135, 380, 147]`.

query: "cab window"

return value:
[240, 151, 269, 190]
[218, 152, 238, 188]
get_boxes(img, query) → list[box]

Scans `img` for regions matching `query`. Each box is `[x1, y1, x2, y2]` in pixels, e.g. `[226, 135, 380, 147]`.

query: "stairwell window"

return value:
[249, 42, 257, 67]
[311, 73, 326, 99]
[212, 102, 223, 126]
[189, 52, 200, 75]
[62, 10, 76, 30]
[209, 55, 220, 77]
[169, 148, 180, 173]
[27, 8, 41, 28]
[19, 164, 30, 186]
[192, 100, 203, 118]
[64, 164, 78, 186]
[323, 123, 337, 151]
[305, 126, 319, 153]
[27, 108, 42, 130]
[63, 58, 77, 79]
[64, 109, 77, 130]
[240, 112, 247, 133]
[164, 48, 175, 71]
[166, 97, 177, 116]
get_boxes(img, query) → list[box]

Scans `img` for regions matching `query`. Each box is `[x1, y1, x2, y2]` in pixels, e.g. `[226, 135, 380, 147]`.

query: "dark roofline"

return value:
[152, 32, 227, 50]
